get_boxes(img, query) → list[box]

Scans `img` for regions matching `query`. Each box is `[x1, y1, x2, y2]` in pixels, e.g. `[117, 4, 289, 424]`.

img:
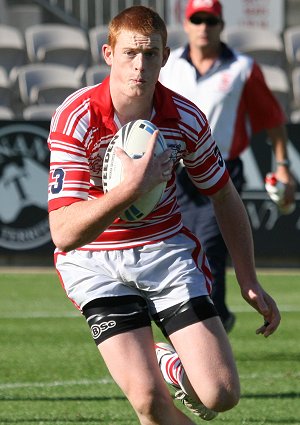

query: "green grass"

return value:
[0, 270, 299, 424]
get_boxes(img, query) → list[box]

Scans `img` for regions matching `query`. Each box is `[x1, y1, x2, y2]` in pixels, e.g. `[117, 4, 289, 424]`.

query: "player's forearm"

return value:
[49, 183, 141, 252]
[212, 181, 258, 287]
[267, 125, 289, 163]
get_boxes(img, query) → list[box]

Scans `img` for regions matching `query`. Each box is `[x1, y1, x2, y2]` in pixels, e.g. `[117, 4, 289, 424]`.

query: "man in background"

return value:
[160, 0, 295, 332]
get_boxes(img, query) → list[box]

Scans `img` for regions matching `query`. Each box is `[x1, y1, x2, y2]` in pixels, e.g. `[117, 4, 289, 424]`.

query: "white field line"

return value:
[0, 378, 114, 390]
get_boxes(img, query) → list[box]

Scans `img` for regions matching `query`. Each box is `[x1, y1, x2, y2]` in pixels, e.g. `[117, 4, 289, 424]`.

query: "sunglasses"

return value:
[189, 15, 221, 26]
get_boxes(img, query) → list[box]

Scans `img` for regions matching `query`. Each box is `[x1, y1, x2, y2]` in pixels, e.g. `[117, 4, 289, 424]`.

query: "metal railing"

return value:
[34, 0, 166, 30]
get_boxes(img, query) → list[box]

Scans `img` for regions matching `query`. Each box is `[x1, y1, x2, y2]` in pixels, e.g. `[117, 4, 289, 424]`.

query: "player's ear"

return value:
[162, 46, 170, 67]
[102, 44, 113, 66]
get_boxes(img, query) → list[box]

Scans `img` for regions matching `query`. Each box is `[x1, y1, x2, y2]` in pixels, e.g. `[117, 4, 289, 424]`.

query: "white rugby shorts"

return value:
[55, 230, 212, 315]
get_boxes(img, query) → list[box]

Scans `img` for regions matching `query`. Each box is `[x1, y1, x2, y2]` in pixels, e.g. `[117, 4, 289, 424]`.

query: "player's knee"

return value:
[202, 383, 240, 412]
[131, 386, 173, 423]
[216, 387, 240, 412]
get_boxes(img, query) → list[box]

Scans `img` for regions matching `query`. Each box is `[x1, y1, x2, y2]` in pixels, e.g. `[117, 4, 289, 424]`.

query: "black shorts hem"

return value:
[152, 296, 219, 338]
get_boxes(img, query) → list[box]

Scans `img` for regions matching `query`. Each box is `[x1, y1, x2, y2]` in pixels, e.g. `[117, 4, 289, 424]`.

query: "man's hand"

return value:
[115, 130, 173, 197]
[241, 283, 281, 337]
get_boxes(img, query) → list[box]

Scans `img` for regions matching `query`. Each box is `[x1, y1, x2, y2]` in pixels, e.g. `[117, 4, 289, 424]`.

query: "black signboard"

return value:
[0, 120, 299, 266]
[0, 121, 54, 255]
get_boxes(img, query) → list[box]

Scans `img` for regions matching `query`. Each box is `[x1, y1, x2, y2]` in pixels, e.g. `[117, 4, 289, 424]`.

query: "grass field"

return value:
[0, 269, 299, 425]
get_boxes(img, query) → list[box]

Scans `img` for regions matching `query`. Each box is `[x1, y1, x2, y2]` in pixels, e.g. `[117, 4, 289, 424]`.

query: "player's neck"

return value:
[113, 101, 153, 127]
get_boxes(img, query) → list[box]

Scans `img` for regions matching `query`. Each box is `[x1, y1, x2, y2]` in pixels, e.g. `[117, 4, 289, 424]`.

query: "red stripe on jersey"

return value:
[180, 227, 213, 293]
[48, 197, 82, 212]
[48, 80, 229, 250]
[54, 251, 81, 311]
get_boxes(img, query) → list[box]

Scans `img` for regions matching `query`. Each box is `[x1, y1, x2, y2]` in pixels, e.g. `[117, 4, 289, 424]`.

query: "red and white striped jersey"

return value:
[48, 77, 229, 250]
[159, 44, 286, 161]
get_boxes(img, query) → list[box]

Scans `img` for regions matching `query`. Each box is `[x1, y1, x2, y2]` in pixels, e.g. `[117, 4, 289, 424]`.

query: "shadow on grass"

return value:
[0, 392, 299, 402]
[221, 421, 300, 424]
[242, 392, 299, 399]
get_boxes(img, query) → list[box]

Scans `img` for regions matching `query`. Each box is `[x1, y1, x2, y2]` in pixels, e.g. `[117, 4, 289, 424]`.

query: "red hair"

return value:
[108, 6, 167, 51]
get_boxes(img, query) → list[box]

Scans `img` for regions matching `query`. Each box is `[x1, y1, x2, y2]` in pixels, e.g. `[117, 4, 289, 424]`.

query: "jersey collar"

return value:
[94, 77, 180, 129]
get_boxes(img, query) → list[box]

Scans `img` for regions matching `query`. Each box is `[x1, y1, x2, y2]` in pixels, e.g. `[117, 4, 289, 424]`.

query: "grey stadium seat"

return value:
[0, 105, 15, 120]
[0, 24, 25, 78]
[261, 64, 291, 116]
[223, 26, 286, 68]
[23, 104, 58, 120]
[25, 24, 90, 71]
[291, 67, 300, 107]
[284, 26, 300, 67]
[17, 63, 82, 106]
[85, 65, 110, 86]
[89, 25, 108, 64]
[290, 108, 300, 123]
[167, 26, 188, 50]
[0, 66, 13, 107]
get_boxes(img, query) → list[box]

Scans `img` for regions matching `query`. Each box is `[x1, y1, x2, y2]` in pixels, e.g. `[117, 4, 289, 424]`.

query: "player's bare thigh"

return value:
[98, 326, 162, 394]
[169, 316, 240, 411]
[97, 326, 194, 424]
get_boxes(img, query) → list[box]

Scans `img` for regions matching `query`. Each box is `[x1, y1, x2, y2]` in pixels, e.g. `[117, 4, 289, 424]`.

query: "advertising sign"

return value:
[0, 121, 53, 253]
[241, 126, 300, 264]
[167, 0, 284, 33]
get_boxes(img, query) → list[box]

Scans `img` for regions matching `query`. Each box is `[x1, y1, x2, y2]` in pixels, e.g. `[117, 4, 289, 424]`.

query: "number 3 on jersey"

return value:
[51, 168, 65, 194]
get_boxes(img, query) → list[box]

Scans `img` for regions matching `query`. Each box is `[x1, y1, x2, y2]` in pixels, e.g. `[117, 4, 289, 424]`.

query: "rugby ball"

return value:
[102, 120, 168, 221]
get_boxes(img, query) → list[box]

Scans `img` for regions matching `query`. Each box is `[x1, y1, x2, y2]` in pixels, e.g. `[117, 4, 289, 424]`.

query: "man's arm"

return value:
[49, 131, 172, 252]
[210, 179, 281, 337]
[267, 125, 296, 205]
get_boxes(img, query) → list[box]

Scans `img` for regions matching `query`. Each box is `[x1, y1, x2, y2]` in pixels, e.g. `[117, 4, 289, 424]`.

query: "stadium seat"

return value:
[0, 24, 25, 78]
[89, 25, 108, 64]
[0, 105, 15, 120]
[290, 108, 300, 123]
[223, 26, 286, 68]
[85, 64, 110, 86]
[0, 67, 13, 107]
[284, 25, 300, 67]
[17, 63, 82, 106]
[291, 67, 300, 107]
[261, 65, 291, 116]
[167, 26, 188, 50]
[25, 24, 90, 71]
[23, 104, 58, 120]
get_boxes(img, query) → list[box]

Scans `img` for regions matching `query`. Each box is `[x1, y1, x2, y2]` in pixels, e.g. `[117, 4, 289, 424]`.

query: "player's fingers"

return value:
[114, 146, 129, 160]
[256, 315, 280, 337]
[256, 321, 270, 336]
[256, 300, 281, 337]
[145, 131, 172, 162]
[145, 130, 159, 157]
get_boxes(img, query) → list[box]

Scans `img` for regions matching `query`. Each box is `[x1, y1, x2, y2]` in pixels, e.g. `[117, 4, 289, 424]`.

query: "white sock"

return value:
[159, 350, 185, 389]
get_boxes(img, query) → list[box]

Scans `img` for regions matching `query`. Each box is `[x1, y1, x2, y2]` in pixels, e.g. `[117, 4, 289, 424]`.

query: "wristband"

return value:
[276, 159, 290, 167]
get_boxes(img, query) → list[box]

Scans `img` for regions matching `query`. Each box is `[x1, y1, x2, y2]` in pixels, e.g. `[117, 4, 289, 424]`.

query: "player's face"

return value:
[103, 30, 169, 99]
[184, 13, 223, 49]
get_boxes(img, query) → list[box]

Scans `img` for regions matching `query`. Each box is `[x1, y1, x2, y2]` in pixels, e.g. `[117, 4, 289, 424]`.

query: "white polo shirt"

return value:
[160, 43, 285, 160]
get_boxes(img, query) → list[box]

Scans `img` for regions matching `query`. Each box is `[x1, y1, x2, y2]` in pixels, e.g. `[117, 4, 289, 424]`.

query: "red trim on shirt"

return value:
[229, 62, 286, 159]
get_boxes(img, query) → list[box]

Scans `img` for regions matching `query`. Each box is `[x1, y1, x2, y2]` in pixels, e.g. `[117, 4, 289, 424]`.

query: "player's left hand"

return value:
[241, 283, 281, 337]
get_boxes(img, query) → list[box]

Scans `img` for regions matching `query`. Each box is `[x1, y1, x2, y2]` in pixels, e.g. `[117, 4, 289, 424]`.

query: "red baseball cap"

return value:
[185, 0, 223, 19]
